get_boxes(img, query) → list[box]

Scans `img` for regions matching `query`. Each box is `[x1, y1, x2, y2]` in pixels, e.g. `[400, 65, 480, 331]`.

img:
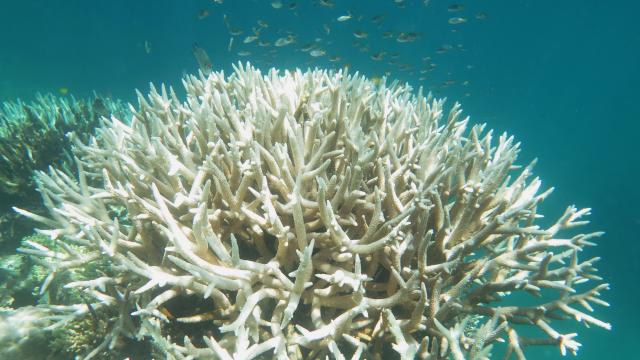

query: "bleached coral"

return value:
[0, 306, 53, 359]
[16, 63, 610, 359]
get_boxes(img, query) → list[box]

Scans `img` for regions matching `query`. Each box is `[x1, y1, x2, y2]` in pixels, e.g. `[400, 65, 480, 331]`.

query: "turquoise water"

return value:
[0, 1, 637, 359]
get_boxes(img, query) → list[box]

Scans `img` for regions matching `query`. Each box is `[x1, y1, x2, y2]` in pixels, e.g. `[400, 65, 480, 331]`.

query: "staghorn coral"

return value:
[0, 93, 128, 252]
[0, 93, 127, 202]
[16, 64, 610, 359]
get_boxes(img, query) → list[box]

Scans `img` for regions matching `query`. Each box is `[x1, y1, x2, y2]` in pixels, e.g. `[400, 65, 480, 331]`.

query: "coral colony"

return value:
[0, 94, 127, 282]
[0, 93, 126, 200]
[13, 64, 609, 359]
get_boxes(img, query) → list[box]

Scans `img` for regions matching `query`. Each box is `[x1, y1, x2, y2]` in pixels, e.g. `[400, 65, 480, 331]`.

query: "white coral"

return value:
[17, 63, 609, 359]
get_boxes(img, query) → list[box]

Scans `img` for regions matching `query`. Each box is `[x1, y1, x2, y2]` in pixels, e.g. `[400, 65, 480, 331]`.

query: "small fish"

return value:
[271, 0, 283, 9]
[243, 35, 258, 43]
[289, 2, 298, 10]
[258, 41, 271, 47]
[448, 17, 467, 25]
[78, 292, 100, 331]
[144, 40, 152, 54]
[223, 15, 244, 35]
[257, 20, 269, 28]
[441, 44, 454, 51]
[197, 9, 210, 19]
[310, 49, 326, 57]
[337, 12, 352, 22]
[394, 0, 407, 8]
[423, 0, 430, 6]
[371, 15, 385, 25]
[370, 52, 386, 61]
[300, 43, 316, 52]
[238, 51, 251, 57]
[229, 27, 244, 36]
[274, 35, 295, 47]
[447, 4, 465, 12]
[318, 0, 335, 8]
[228, 37, 234, 51]
[58, 87, 69, 95]
[329, 56, 342, 62]
[158, 306, 175, 320]
[475, 12, 488, 20]
[396, 32, 420, 43]
[353, 31, 368, 39]
[323, 24, 331, 34]
[382, 31, 394, 39]
[192, 43, 213, 75]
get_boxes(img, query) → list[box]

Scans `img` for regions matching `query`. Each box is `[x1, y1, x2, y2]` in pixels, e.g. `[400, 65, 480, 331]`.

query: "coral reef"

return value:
[16, 64, 610, 359]
[0, 93, 127, 202]
[0, 93, 128, 252]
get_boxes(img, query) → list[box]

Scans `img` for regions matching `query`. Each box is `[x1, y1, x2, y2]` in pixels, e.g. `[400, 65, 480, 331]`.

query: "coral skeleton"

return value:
[16, 63, 610, 359]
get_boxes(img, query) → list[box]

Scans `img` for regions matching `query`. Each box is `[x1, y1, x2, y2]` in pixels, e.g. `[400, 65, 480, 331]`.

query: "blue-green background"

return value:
[1, 1, 637, 358]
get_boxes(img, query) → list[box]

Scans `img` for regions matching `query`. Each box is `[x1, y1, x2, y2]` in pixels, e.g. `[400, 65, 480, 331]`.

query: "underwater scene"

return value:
[0, 1, 637, 359]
